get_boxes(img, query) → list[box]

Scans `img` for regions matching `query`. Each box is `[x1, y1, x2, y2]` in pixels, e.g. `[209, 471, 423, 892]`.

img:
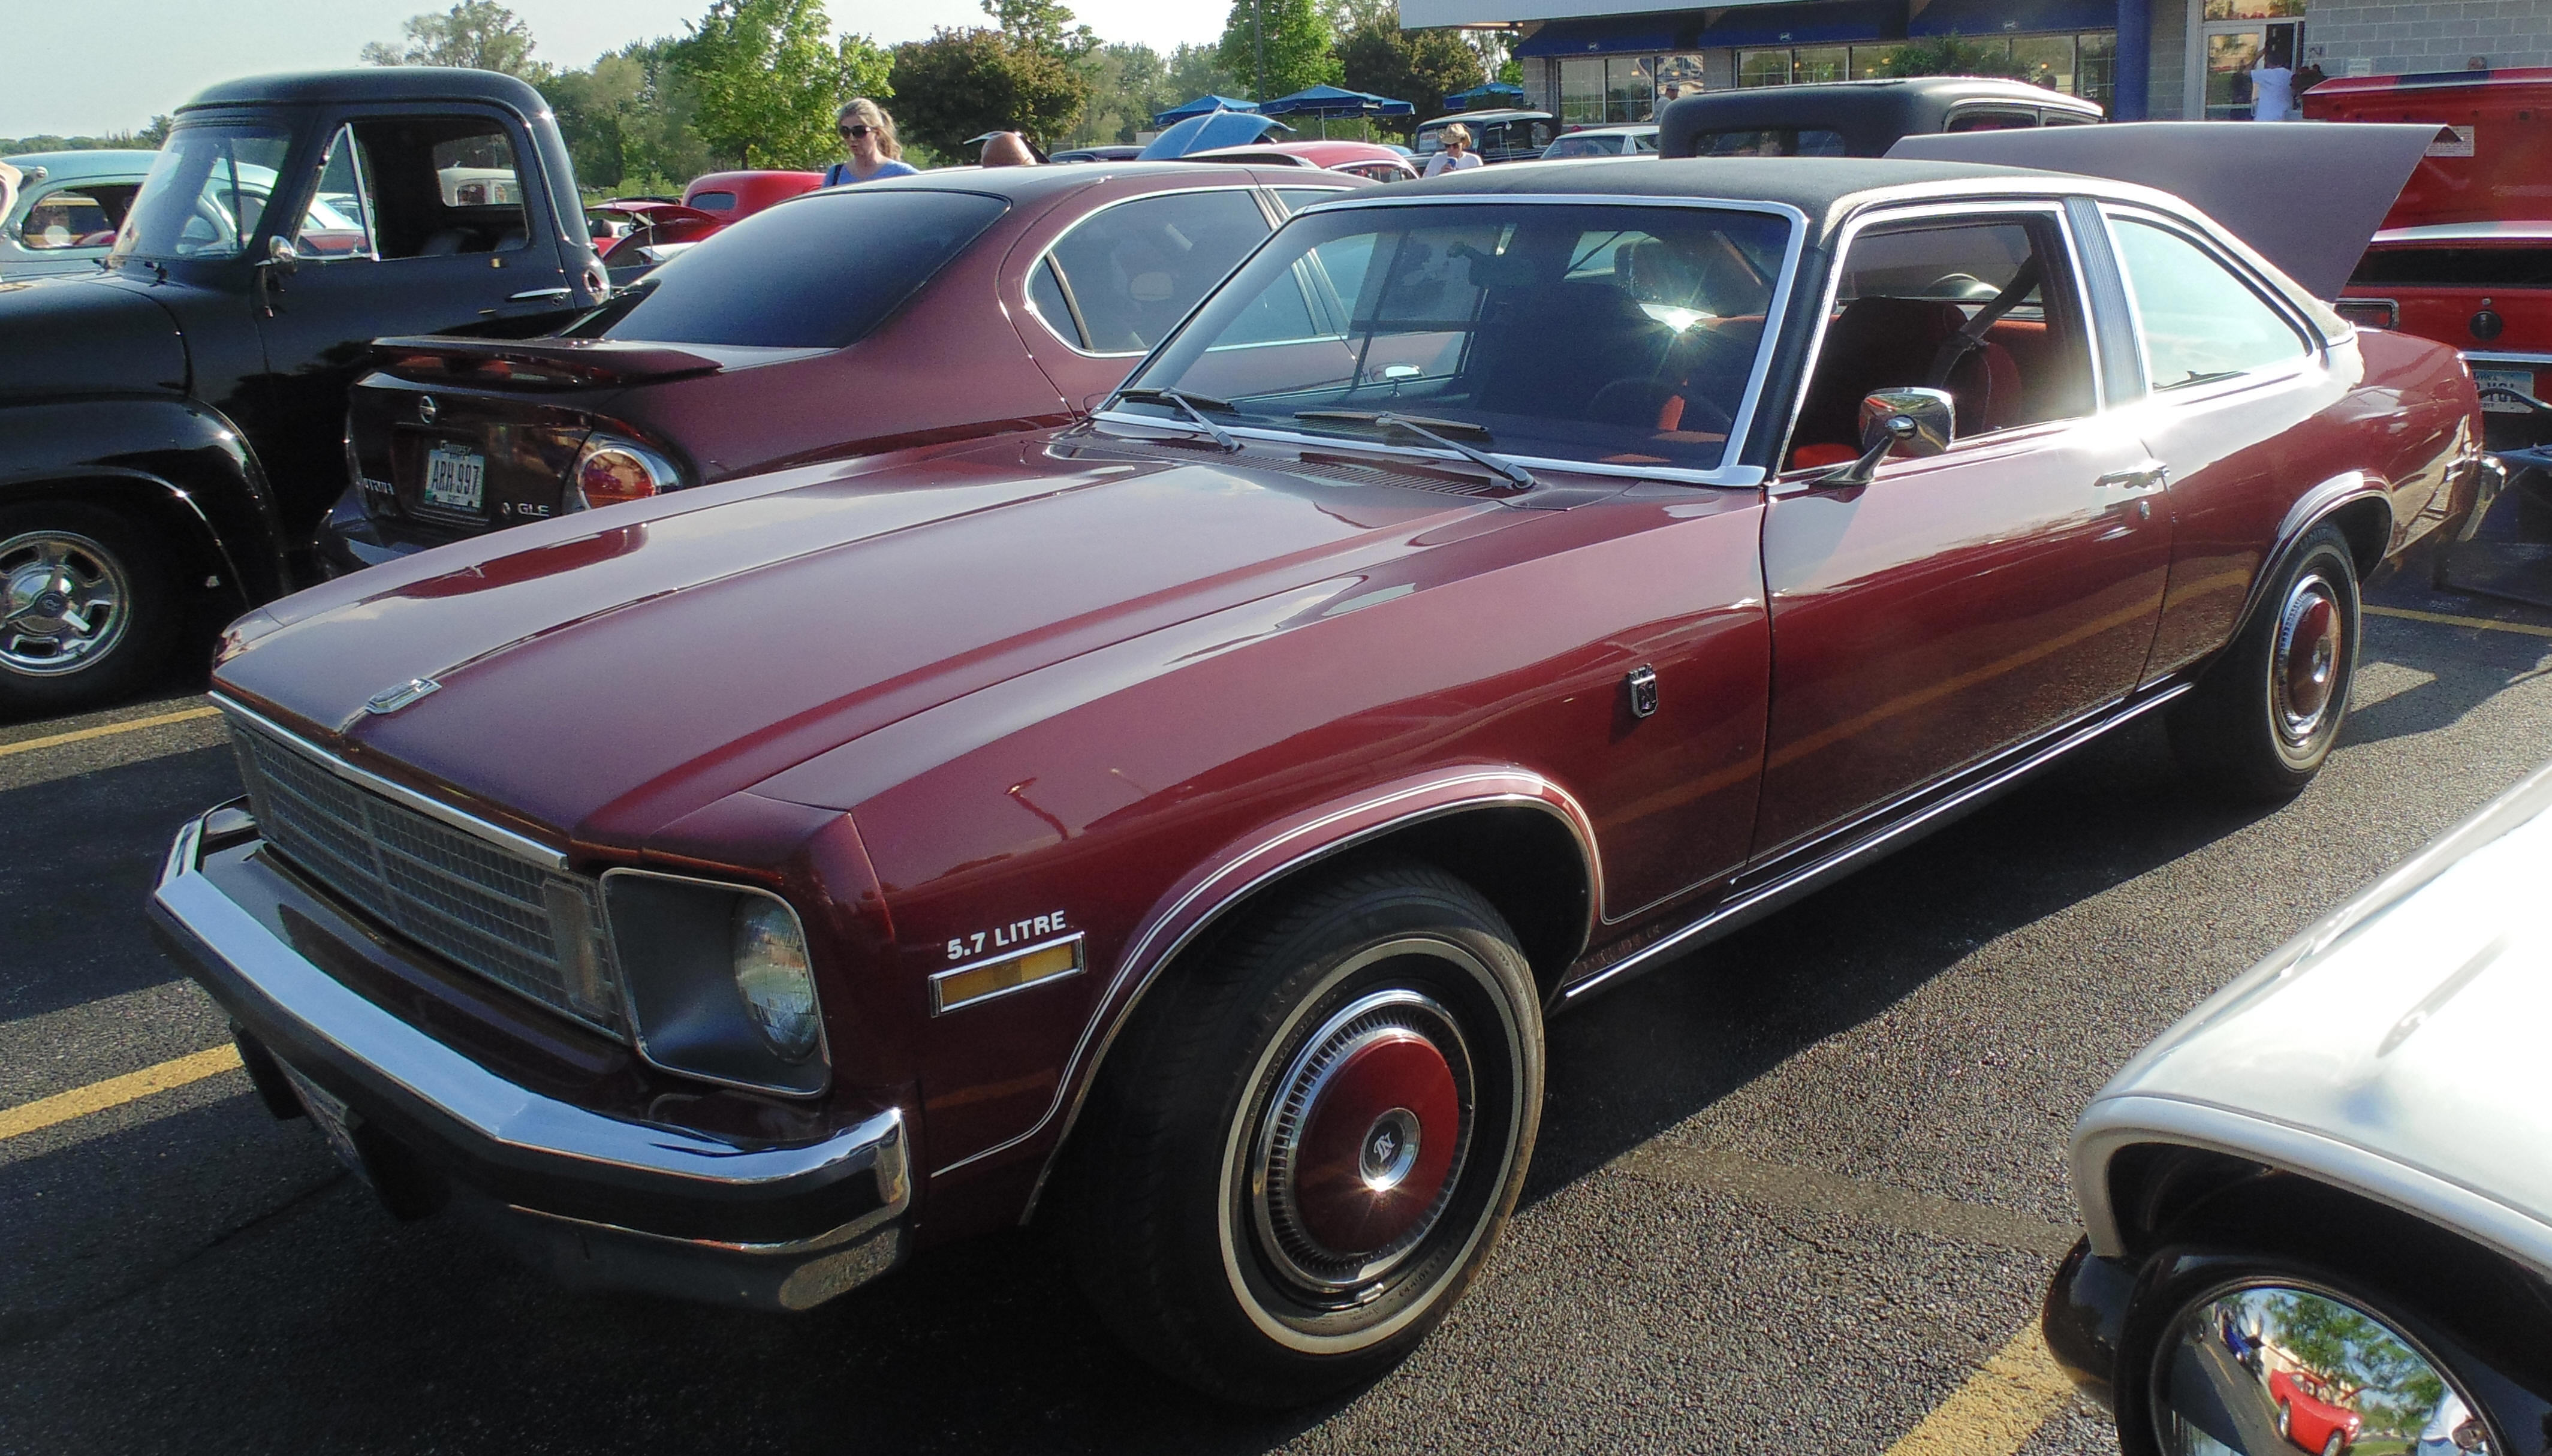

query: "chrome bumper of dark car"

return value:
[149, 806, 909, 1312]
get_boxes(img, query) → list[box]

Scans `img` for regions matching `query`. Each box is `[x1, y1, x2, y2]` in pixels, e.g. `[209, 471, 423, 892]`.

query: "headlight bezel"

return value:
[598, 867, 830, 1099]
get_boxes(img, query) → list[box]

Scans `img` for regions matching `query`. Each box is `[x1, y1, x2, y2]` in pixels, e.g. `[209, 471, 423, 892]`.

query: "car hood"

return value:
[0, 270, 185, 397]
[2082, 761, 2552, 1247]
[213, 431, 1507, 851]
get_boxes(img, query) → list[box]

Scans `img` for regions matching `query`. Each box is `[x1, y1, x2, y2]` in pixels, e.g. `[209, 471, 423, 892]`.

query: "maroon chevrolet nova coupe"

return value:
[317, 162, 1364, 574]
[152, 155, 2484, 1404]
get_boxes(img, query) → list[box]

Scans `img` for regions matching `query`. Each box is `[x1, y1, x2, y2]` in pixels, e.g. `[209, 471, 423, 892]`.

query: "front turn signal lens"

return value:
[565, 434, 679, 512]
[930, 935, 1085, 1015]
[731, 897, 821, 1062]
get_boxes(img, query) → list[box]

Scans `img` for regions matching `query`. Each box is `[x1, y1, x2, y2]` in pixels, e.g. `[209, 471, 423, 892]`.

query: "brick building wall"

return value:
[2305, 0, 2552, 75]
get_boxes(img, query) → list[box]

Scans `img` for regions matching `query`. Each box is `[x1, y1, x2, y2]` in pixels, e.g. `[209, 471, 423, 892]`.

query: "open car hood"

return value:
[1887, 121, 2446, 299]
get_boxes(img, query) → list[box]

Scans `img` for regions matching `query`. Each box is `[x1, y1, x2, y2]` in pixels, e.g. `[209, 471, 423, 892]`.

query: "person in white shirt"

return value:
[2417, 1389, 2476, 1455]
[2249, 52, 2298, 120]
[1423, 123, 1484, 177]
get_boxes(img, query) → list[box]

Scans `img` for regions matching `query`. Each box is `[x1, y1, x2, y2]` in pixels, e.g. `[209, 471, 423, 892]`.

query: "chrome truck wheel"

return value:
[0, 504, 175, 715]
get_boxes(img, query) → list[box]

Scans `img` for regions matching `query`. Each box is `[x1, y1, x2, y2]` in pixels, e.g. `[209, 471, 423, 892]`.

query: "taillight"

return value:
[564, 434, 680, 512]
[2335, 297, 2398, 331]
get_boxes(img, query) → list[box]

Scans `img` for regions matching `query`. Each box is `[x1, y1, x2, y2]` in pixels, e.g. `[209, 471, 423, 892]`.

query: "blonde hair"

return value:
[837, 98, 902, 161]
[1441, 122, 1474, 148]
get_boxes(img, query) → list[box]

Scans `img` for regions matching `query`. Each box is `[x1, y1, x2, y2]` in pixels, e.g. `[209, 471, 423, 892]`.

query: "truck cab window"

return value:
[342, 117, 532, 260]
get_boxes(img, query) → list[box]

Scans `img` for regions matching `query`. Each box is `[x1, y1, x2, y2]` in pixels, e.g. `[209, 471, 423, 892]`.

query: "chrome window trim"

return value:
[210, 692, 570, 870]
[1768, 197, 2107, 490]
[2099, 201, 2327, 405]
[597, 865, 833, 1100]
[1098, 193, 1809, 487]
[298, 121, 383, 264]
[1019, 183, 1288, 360]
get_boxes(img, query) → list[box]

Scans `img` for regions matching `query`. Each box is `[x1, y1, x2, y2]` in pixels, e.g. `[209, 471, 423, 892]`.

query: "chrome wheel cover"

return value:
[0, 530, 131, 677]
[2271, 571, 2344, 750]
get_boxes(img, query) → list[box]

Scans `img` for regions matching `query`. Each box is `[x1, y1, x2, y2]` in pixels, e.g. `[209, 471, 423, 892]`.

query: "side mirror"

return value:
[2147, 1283, 2490, 1455]
[1815, 387, 1954, 486]
[264, 234, 298, 269]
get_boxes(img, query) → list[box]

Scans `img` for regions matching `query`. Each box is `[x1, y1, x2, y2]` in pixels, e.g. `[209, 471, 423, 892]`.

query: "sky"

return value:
[6, 0, 1234, 138]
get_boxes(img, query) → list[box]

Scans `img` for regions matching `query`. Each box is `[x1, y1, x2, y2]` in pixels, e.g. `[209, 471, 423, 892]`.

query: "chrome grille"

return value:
[224, 712, 624, 1035]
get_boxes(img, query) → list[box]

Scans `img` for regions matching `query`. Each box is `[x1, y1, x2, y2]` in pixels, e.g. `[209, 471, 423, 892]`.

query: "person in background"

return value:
[824, 99, 920, 185]
[977, 132, 1042, 167]
[2248, 47, 2298, 120]
[1423, 123, 1483, 177]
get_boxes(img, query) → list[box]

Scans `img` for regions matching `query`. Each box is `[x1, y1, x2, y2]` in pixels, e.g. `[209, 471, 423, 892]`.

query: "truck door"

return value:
[251, 107, 573, 526]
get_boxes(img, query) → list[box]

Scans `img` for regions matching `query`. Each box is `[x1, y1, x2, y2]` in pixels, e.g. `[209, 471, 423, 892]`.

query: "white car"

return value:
[1538, 125, 1659, 160]
[2045, 760, 2552, 1455]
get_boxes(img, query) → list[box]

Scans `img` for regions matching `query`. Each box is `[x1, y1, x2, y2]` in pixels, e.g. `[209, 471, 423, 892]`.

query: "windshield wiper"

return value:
[1293, 409, 1542, 491]
[1116, 387, 1240, 451]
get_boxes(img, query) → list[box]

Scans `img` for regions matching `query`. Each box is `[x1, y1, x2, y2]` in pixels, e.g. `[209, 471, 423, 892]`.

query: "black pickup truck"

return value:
[0, 67, 607, 715]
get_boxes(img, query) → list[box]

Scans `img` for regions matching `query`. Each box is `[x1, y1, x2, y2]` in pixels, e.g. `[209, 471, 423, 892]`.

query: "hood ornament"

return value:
[364, 677, 441, 715]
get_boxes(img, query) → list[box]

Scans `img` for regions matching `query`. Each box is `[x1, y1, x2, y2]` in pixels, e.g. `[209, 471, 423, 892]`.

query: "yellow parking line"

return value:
[0, 706, 222, 759]
[0, 1045, 242, 1142]
[2366, 604, 2552, 639]
[1883, 1324, 2075, 1456]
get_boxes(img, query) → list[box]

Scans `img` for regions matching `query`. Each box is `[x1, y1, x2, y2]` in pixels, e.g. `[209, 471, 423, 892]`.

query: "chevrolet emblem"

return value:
[365, 678, 441, 715]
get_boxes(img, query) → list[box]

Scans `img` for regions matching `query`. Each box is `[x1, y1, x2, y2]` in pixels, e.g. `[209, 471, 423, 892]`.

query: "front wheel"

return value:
[0, 502, 177, 717]
[2321, 1430, 2346, 1456]
[2168, 524, 2360, 801]
[1063, 860, 1544, 1406]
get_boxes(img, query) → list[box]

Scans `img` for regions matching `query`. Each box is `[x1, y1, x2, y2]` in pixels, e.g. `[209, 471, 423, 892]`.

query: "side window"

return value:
[1043, 190, 1272, 354]
[1946, 107, 2039, 132]
[19, 188, 129, 249]
[296, 125, 377, 259]
[1790, 213, 2098, 466]
[2040, 109, 2095, 126]
[1028, 257, 1080, 345]
[2110, 216, 2307, 388]
[341, 116, 534, 260]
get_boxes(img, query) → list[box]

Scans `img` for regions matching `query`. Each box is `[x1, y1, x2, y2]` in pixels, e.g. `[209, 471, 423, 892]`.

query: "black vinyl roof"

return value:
[1659, 77, 2104, 156]
[177, 68, 552, 116]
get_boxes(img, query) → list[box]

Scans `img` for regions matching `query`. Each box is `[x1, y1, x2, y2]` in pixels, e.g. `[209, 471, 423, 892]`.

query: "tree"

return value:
[890, 27, 1090, 157]
[672, 0, 893, 169]
[1068, 41, 1174, 146]
[984, 0, 1096, 62]
[360, 2, 549, 79]
[1334, 18, 1483, 128]
[1164, 41, 1241, 106]
[549, 41, 716, 194]
[1877, 34, 2032, 81]
[1216, 0, 1340, 101]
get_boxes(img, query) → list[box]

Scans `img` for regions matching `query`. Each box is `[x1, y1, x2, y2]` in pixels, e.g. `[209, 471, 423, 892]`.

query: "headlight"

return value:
[565, 433, 679, 512]
[733, 897, 820, 1062]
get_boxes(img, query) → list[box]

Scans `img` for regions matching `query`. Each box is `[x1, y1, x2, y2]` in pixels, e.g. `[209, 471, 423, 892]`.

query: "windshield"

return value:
[1116, 202, 1791, 475]
[111, 123, 288, 263]
[591, 188, 1007, 348]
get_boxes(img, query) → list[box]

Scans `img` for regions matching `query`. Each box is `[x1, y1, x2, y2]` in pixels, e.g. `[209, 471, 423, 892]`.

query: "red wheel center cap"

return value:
[2285, 595, 2337, 716]
[1290, 1030, 1460, 1256]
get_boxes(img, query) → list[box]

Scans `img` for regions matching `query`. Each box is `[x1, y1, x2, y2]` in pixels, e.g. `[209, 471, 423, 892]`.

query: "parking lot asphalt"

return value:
[5, 557, 2550, 1456]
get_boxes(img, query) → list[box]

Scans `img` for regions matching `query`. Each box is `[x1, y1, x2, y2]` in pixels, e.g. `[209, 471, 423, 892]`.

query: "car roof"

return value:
[1, 149, 160, 176]
[1374, 153, 2070, 219]
[788, 159, 1303, 208]
[1420, 109, 1550, 126]
[176, 67, 550, 116]
[1558, 125, 1659, 135]
[1661, 77, 2101, 153]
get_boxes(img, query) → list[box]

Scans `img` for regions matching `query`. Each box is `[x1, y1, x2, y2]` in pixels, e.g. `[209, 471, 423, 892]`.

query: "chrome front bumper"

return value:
[149, 806, 911, 1312]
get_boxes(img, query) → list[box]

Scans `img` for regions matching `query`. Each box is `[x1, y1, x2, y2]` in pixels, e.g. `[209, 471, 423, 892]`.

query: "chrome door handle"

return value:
[2094, 463, 2170, 492]
[507, 287, 572, 302]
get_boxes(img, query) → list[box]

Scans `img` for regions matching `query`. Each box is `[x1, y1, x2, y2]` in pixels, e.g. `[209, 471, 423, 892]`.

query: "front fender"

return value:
[0, 396, 292, 602]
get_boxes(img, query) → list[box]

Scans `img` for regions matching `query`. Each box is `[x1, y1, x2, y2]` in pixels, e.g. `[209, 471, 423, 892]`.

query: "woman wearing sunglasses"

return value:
[824, 99, 920, 185]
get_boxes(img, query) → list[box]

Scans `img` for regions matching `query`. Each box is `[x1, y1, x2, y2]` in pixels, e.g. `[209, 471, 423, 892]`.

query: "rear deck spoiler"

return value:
[1887, 122, 2445, 300]
[366, 335, 820, 390]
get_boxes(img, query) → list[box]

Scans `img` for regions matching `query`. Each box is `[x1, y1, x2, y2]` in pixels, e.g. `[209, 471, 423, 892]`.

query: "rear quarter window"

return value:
[600, 189, 1009, 348]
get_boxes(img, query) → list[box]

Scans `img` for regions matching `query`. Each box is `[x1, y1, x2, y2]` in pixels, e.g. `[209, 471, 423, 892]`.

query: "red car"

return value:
[162, 155, 2482, 1405]
[1188, 139, 1421, 183]
[317, 162, 1364, 572]
[593, 169, 825, 271]
[2270, 1368, 2364, 1454]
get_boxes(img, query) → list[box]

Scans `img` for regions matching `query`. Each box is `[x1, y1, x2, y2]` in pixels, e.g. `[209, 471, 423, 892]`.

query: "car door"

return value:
[2096, 203, 2348, 679]
[250, 107, 573, 521]
[1014, 184, 1280, 409]
[1750, 201, 2173, 860]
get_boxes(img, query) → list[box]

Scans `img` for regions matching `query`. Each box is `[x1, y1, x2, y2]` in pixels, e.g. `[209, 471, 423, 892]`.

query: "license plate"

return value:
[422, 444, 486, 510]
[278, 1060, 369, 1178]
[2476, 367, 2538, 412]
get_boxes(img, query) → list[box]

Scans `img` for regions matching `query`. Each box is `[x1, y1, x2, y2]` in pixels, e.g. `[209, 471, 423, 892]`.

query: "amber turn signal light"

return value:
[930, 936, 1084, 1015]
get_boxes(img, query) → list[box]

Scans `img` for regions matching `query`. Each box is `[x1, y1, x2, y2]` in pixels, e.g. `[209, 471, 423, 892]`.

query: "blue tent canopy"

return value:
[1255, 84, 1416, 119]
[1442, 81, 1527, 111]
[1136, 110, 1292, 159]
[1150, 94, 1259, 128]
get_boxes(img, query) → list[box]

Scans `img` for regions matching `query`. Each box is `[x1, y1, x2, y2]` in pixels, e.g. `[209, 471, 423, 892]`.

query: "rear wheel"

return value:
[1064, 860, 1543, 1406]
[2168, 524, 2359, 801]
[0, 502, 176, 716]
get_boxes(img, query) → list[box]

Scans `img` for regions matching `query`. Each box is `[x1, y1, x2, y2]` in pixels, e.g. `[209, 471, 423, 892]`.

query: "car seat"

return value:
[1788, 297, 2013, 469]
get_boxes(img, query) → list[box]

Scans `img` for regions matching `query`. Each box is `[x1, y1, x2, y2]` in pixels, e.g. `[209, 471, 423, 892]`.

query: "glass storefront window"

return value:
[1656, 52, 1707, 104]
[2076, 31, 2117, 105]
[1560, 55, 1607, 123]
[1737, 49, 1791, 87]
[1607, 54, 1656, 121]
[2203, 0, 2304, 16]
[2204, 30, 2264, 116]
[1851, 44, 1898, 79]
[2011, 34, 2075, 91]
[1794, 45, 1850, 83]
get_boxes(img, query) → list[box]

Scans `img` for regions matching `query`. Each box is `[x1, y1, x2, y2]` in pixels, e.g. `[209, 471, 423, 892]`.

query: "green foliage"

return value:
[1334, 19, 1483, 131]
[0, 118, 167, 155]
[673, 0, 893, 168]
[361, 2, 550, 79]
[549, 42, 717, 194]
[2261, 1292, 2448, 1439]
[890, 28, 1091, 156]
[1878, 33, 2033, 80]
[984, 0, 1097, 62]
[1165, 40, 1242, 104]
[1217, 0, 1341, 101]
[1068, 42, 1167, 146]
